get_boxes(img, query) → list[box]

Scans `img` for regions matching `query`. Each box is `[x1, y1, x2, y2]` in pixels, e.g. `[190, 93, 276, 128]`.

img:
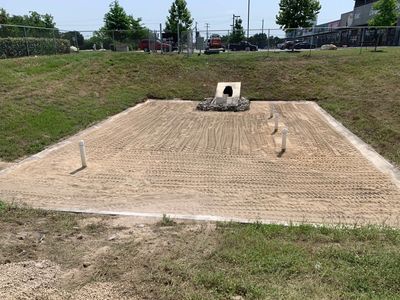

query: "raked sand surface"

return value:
[0, 100, 399, 226]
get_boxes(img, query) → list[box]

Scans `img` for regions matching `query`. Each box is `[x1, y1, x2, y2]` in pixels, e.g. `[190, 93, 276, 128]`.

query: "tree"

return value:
[248, 33, 268, 48]
[103, 1, 146, 45]
[276, 0, 321, 29]
[0, 8, 9, 24]
[0, 9, 56, 38]
[0, 9, 55, 28]
[369, 0, 399, 26]
[230, 18, 245, 43]
[165, 0, 193, 35]
[61, 31, 84, 48]
[368, 0, 399, 51]
[25, 11, 55, 28]
[103, 0, 131, 42]
[104, 1, 131, 32]
[248, 33, 282, 49]
[220, 34, 230, 44]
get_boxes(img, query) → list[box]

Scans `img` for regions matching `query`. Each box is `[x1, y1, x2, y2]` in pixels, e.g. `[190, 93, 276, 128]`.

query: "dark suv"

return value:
[229, 41, 258, 51]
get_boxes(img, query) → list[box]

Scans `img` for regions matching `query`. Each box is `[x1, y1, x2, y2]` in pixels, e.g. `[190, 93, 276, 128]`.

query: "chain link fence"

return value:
[1, 23, 400, 59]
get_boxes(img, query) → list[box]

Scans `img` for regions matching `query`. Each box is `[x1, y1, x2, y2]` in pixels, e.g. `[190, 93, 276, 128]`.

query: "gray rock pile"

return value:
[197, 97, 250, 112]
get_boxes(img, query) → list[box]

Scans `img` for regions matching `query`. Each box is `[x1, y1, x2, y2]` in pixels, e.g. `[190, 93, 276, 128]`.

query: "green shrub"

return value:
[157, 214, 176, 227]
[0, 37, 70, 58]
[0, 200, 6, 214]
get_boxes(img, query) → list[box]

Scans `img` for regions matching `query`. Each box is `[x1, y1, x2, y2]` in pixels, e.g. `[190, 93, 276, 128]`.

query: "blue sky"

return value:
[0, 0, 354, 31]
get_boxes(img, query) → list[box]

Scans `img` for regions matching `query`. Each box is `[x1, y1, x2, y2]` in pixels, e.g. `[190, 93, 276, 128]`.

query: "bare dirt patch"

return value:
[0, 260, 61, 299]
[0, 206, 208, 299]
[0, 100, 399, 226]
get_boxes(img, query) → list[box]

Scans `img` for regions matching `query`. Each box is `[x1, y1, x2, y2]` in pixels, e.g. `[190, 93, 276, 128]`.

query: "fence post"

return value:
[309, 33, 314, 56]
[147, 30, 151, 53]
[153, 30, 157, 52]
[23, 26, 30, 56]
[186, 30, 190, 57]
[360, 28, 365, 54]
[267, 28, 270, 56]
[347, 28, 350, 47]
[74, 31, 79, 48]
[112, 31, 115, 51]
[160, 23, 163, 54]
[52, 28, 57, 55]
[177, 22, 181, 54]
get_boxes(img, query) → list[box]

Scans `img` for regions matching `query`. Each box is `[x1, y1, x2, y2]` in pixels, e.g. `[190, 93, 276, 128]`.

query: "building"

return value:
[289, 0, 400, 46]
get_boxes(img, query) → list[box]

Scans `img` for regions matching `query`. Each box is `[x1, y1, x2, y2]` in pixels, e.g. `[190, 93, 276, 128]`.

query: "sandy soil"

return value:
[0, 161, 13, 171]
[0, 100, 399, 226]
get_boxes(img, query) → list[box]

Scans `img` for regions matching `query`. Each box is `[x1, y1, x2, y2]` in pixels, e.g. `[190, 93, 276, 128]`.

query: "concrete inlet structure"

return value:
[197, 82, 250, 112]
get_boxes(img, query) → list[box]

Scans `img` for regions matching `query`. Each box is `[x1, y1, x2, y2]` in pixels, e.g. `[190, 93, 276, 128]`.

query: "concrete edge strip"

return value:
[0, 100, 151, 176]
[50, 207, 397, 229]
[311, 102, 400, 188]
[53, 208, 287, 225]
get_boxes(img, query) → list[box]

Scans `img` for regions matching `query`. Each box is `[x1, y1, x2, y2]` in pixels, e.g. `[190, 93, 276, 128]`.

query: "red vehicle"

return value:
[206, 34, 225, 52]
[139, 39, 172, 52]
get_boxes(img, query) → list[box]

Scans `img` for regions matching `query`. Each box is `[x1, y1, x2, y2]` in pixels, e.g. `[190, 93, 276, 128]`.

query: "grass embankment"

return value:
[1, 201, 400, 299]
[0, 49, 399, 164]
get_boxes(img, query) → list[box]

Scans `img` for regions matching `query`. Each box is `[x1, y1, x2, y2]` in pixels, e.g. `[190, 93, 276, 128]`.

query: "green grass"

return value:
[0, 49, 399, 165]
[0, 199, 79, 232]
[142, 223, 400, 299]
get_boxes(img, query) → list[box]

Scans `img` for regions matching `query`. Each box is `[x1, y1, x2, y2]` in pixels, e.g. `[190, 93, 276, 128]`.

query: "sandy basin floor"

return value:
[1, 100, 399, 226]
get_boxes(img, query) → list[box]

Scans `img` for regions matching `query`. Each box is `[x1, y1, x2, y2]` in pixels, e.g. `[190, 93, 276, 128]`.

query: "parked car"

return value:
[229, 41, 258, 51]
[279, 40, 299, 50]
[139, 39, 173, 52]
[279, 40, 316, 50]
[293, 42, 316, 49]
[276, 42, 285, 49]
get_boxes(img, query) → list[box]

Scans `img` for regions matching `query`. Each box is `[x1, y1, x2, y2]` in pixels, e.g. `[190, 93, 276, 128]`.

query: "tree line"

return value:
[1, 0, 399, 49]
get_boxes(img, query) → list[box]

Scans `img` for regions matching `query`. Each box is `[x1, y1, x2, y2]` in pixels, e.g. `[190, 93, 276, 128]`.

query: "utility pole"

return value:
[262, 19, 264, 35]
[232, 14, 235, 34]
[205, 23, 209, 40]
[247, 0, 251, 40]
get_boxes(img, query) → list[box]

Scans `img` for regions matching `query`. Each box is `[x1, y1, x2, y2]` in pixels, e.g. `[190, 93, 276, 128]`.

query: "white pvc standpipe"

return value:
[282, 128, 289, 151]
[274, 113, 279, 131]
[79, 140, 87, 168]
[270, 104, 275, 118]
